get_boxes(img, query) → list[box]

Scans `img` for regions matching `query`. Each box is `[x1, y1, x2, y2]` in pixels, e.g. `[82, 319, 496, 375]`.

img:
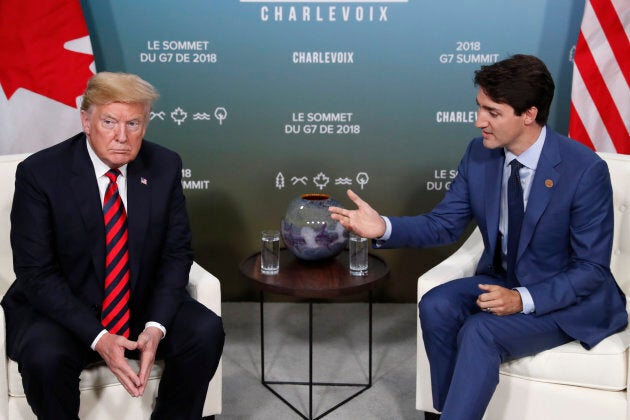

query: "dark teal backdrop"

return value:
[81, 0, 584, 301]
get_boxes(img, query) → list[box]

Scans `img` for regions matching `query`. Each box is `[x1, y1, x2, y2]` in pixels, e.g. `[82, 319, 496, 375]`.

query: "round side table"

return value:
[239, 249, 389, 420]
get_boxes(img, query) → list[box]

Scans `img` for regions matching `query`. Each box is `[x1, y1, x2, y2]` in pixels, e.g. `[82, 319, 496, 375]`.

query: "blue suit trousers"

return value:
[419, 275, 573, 420]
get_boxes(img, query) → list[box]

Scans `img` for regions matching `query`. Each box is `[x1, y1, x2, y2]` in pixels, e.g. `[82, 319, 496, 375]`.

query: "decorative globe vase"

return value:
[281, 193, 349, 261]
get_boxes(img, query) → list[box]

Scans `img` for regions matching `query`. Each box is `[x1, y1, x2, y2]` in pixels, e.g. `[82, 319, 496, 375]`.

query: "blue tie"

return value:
[507, 160, 524, 284]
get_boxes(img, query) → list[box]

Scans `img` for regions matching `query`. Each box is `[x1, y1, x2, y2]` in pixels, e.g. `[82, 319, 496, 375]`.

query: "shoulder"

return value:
[136, 139, 182, 166]
[546, 128, 604, 168]
[18, 132, 85, 175]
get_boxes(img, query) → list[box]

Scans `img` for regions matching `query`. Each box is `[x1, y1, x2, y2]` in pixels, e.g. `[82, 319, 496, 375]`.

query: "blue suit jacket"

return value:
[384, 128, 627, 349]
[2, 133, 193, 349]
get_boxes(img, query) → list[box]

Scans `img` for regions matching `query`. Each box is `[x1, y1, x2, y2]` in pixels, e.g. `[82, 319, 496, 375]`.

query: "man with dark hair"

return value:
[329, 54, 627, 419]
[2, 72, 224, 419]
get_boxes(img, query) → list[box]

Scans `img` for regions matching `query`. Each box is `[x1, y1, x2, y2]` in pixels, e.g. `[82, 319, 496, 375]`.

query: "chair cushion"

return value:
[7, 358, 164, 396]
[500, 330, 629, 391]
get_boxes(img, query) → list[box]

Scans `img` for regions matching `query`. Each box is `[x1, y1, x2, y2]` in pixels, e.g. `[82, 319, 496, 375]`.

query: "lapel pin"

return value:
[141, 177, 148, 185]
[545, 179, 553, 188]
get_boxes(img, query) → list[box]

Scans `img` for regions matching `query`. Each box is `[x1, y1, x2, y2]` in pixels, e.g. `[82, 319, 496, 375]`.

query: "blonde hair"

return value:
[80, 72, 159, 114]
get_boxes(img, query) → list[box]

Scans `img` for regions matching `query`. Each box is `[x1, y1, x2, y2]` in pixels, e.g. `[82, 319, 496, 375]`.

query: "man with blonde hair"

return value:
[2, 72, 224, 419]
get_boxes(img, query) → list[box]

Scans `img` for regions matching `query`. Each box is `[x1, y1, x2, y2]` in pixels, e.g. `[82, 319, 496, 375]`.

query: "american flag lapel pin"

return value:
[141, 177, 148, 185]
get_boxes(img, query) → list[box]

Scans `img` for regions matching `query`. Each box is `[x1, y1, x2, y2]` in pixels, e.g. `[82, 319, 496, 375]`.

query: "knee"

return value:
[419, 288, 457, 329]
[457, 316, 495, 350]
[186, 310, 225, 355]
[19, 344, 81, 385]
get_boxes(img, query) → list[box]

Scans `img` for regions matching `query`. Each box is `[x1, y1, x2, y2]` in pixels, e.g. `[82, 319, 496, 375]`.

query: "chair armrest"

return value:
[0, 307, 9, 418]
[187, 261, 221, 316]
[417, 227, 484, 300]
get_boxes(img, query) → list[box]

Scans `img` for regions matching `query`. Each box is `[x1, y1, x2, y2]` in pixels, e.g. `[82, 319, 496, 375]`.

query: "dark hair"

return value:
[474, 54, 555, 125]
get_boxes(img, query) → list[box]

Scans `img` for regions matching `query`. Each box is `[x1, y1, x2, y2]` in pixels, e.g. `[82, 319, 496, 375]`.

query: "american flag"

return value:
[569, 0, 630, 154]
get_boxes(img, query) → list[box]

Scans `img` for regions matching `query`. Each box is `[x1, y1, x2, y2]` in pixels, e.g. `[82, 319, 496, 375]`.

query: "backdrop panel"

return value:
[80, 0, 584, 301]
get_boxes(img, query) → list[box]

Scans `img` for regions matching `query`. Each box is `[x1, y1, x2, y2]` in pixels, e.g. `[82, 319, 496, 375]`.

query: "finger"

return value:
[346, 189, 365, 207]
[478, 283, 495, 292]
[123, 338, 138, 351]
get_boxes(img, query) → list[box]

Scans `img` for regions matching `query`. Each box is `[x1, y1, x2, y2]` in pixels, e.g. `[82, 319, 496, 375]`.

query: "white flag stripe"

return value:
[583, 26, 630, 135]
[611, 0, 630, 40]
[571, 69, 616, 153]
[570, 0, 630, 154]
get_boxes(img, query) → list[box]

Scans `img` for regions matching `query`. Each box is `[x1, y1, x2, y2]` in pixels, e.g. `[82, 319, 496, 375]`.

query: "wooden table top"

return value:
[239, 249, 389, 299]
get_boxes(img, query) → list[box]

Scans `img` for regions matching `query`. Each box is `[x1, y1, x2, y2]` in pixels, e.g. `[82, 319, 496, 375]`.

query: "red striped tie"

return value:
[101, 169, 130, 338]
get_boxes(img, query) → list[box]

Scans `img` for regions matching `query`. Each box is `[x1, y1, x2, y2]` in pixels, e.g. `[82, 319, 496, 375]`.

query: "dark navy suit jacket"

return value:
[382, 128, 627, 349]
[2, 133, 193, 351]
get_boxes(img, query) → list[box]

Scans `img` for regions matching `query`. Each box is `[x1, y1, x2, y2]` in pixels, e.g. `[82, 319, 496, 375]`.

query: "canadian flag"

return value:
[0, 0, 94, 155]
[569, 0, 630, 154]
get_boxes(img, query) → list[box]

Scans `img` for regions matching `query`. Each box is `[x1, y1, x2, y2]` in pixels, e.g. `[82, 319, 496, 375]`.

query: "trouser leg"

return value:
[151, 299, 225, 420]
[10, 315, 92, 420]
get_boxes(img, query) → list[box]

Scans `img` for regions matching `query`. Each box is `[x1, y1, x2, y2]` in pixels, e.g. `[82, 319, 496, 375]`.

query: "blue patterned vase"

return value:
[281, 194, 349, 261]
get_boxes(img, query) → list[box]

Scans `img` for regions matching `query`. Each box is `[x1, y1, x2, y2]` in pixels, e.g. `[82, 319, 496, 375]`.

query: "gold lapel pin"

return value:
[545, 179, 554, 188]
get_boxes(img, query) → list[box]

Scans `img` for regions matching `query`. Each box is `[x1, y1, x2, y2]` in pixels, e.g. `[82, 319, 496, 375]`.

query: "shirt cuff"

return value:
[514, 287, 535, 314]
[374, 216, 392, 248]
[145, 321, 166, 339]
[91, 329, 108, 350]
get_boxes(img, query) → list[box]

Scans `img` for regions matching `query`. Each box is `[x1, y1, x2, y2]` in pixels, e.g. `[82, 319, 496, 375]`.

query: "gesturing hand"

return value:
[476, 284, 523, 316]
[328, 189, 386, 239]
[95, 333, 141, 396]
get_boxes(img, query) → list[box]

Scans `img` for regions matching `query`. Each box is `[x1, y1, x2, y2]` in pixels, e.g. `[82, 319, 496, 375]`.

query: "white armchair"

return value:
[416, 151, 630, 419]
[0, 153, 222, 419]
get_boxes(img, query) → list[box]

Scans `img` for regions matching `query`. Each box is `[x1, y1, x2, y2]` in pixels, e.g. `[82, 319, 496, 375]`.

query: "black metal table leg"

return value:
[259, 294, 373, 419]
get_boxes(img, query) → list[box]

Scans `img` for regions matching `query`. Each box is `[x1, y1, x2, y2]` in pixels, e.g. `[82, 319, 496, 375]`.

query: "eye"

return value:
[102, 119, 116, 129]
[127, 120, 142, 131]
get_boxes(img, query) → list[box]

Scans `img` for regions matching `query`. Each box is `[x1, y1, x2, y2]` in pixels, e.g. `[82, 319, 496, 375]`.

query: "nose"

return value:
[474, 111, 486, 129]
[115, 123, 128, 142]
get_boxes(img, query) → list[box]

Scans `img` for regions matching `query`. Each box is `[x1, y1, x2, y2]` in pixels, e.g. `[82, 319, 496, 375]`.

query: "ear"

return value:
[80, 110, 91, 135]
[523, 106, 538, 125]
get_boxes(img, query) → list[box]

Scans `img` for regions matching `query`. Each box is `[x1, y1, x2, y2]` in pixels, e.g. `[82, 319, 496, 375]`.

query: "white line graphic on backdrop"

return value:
[356, 172, 369, 189]
[277, 172, 370, 190]
[214, 107, 228, 125]
[290, 176, 309, 186]
[276, 173, 285, 189]
[193, 113, 211, 120]
[150, 111, 165, 120]
[171, 107, 188, 125]
[335, 177, 352, 185]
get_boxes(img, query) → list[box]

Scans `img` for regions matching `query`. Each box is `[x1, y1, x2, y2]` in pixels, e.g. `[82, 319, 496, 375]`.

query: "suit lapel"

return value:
[69, 135, 106, 287]
[126, 151, 151, 291]
[518, 130, 561, 261]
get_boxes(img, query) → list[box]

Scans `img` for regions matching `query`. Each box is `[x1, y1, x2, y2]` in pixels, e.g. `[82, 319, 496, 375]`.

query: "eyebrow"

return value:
[476, 99, 501, 114]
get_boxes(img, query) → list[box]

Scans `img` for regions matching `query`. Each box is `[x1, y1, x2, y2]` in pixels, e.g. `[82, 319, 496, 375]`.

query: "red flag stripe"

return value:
[590, 0, 630, 88]
[569, 103, 595, 150]
[574, 32, 629, 153]
[570, 0, 630, 155]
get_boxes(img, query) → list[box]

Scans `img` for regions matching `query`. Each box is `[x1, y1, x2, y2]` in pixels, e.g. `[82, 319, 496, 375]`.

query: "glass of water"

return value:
[261, 230, 280, 275]
[349, 232, 368, 276]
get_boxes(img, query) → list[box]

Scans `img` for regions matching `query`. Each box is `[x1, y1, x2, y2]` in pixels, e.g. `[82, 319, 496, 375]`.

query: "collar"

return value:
[504, 125, 546, 170]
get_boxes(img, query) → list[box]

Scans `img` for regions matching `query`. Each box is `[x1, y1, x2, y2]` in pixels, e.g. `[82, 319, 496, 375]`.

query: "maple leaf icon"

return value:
[171, 107, 188, 126]
[0, 0, 94, 108]
[313, 172, 330, 190]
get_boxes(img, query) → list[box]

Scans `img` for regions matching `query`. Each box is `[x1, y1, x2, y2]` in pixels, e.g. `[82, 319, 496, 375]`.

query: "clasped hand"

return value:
[94, 327, 163, 397]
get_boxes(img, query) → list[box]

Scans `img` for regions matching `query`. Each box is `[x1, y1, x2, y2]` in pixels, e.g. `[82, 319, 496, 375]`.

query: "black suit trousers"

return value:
[7, 298, 224, 420]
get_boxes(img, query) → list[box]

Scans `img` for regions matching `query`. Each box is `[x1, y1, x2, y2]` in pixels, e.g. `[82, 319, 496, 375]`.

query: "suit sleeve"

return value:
[145, 156, 194, 330]
[528, 159, 616, 315]
[381, 142, 475, 249]
[10, 162, 105, 345]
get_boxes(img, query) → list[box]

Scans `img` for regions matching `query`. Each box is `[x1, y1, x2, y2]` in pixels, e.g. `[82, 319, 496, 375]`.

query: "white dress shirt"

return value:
[85, 138, 166, 349]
